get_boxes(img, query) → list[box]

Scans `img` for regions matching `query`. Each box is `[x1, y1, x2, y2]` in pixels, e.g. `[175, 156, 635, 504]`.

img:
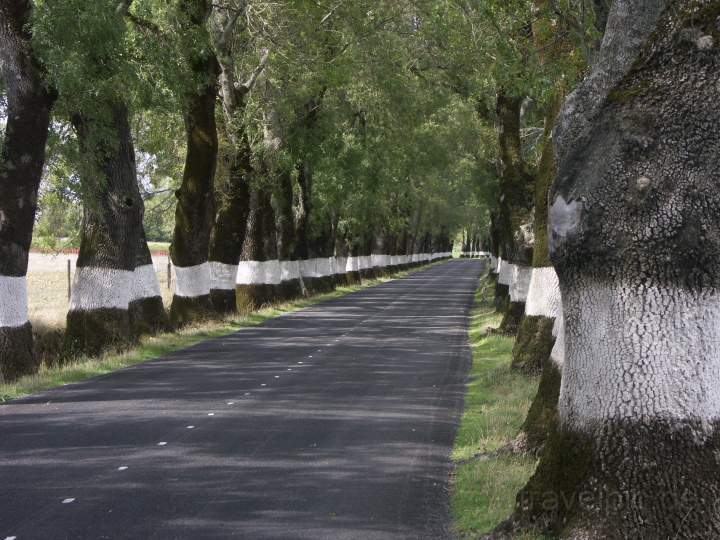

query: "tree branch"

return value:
[237, 48, 270, 93]
[116, 0, 163, 37]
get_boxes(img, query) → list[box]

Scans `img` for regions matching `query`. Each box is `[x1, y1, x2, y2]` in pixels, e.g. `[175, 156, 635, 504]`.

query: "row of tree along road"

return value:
[0, 1, 467, 380]
[479, 0, 720, 538]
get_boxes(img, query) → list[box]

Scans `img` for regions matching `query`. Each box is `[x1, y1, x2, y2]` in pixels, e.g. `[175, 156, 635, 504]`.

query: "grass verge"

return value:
[1, 265, 435, 403]
[451, 275, 543, 539]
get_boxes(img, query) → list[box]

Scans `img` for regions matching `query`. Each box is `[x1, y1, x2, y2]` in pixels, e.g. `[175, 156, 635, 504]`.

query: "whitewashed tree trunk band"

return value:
[0, 275, 30, 327]
[131, 264, 163, 301]
[210, 262, 237, 291]
[509, 265, 532, 302]
[558, 282, 720, 432]
[174, 262, 211, 298]
[230, 253, 448, 286]
[525, 267, 562, 318]
[69, 267, 134, 311]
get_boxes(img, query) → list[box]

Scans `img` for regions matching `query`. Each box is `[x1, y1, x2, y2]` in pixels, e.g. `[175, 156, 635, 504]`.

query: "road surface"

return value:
[0, 259, 484, 540]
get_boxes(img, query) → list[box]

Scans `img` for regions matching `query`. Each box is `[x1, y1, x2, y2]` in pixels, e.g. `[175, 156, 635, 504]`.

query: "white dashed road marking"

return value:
[157, 442, 168, 446]
[207, 413, 215, 416]
[117, 466, 128, 471]
[61, 498, 75, 504]
[187, 425, 195, 429]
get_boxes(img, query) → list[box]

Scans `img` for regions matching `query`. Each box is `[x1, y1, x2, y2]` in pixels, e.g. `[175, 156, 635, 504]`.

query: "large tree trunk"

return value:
[169, 0, 219, 327]
[496, 91, 535, 335]
[500, 2, 720, 537]
[0, 0, 56, 380]
[65, 102, 143, 357]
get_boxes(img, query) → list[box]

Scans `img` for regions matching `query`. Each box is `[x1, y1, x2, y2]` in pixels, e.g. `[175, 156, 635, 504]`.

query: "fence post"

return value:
[67, 258, 72, 300]
[167, 260, 172, 290]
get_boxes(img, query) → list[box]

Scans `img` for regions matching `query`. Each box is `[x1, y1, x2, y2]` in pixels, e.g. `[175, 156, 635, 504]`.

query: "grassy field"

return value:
[3, 267, 432, 403]
[451, 277, 544, 539]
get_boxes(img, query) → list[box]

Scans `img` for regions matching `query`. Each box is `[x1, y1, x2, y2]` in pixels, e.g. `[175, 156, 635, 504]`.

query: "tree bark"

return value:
[169, 0, 219, 327]
[500, 2, 720, 537]
[65, 102, 143, 357]
[0, 0, 56, 380]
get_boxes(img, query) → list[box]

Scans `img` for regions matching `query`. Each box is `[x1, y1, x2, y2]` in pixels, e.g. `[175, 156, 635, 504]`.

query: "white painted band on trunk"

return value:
[174, 262, 211, 298]
[345, 256, 360, 272]
[70, 267, 133, 311]
[210, 262, 237, 291]
[280, 260, 301, 281]
[498, 260, 513, 285]
[317, 258, 334, 277]
[371, 254, 390, 267]
[525, 267, 562, 317]
[237, 261, 264, 285]
[510, 265, 532, 302]
[334, 257, 347, 275]
[559, 281, 720, 430]
[300, 259, 319, 278]
[360, 256, 372, 270]
[0, 275, 29, 327]
[490, 255, 498, 273]
[132, 264, 162, 300]
[264, 260, 282, 285]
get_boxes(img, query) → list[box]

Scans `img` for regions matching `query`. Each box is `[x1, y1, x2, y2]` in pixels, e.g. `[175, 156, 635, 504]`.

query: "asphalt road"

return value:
[0, 259, 484, 540]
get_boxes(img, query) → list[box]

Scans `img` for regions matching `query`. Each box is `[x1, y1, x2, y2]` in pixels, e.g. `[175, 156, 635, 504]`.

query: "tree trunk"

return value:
[511, 96, 563, 376]
[236, 187, 277, 312]
[500, 2, 720, 537]
[208, 137, 251, 314]
[169, 0, 219, 327]
[275, 169, 302, 301]
[129, 227, 168, 336]
[496, 90, 535, 335]
[0, 0, 56, 380]
[371, 234, 390, 277]
[65, 102, 143, 357]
